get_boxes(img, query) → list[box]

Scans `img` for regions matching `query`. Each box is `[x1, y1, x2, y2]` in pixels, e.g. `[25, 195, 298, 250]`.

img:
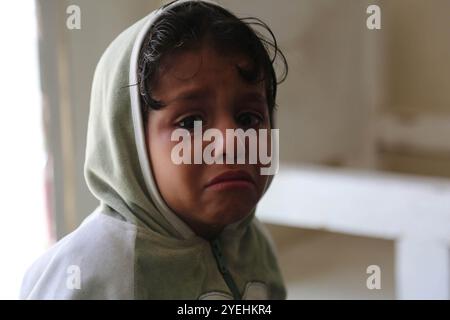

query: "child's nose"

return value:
[210, 117, 246, 164]
[214, 116, 238, 133]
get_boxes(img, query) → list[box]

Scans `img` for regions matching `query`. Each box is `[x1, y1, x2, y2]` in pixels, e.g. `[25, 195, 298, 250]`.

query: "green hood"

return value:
[84, 0, 265, 240]
[21, 0, 286, 299]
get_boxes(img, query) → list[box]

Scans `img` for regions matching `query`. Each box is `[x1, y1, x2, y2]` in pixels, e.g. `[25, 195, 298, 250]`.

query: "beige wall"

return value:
[378, 0, 450, 178]
[382, 0, 450, 114]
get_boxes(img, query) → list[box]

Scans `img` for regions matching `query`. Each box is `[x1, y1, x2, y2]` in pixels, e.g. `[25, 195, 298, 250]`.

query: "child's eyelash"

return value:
[236, 111, 265, 127]
[174, 111, 265, 131]
[175, 114, 205, 130]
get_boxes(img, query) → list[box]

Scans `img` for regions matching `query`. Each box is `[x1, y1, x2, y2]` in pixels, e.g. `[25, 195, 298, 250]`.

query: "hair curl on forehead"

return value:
[138, 0, 288, 125]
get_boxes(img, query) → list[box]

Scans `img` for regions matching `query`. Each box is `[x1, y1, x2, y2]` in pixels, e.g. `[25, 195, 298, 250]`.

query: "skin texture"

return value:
[145, 43, 271, 239]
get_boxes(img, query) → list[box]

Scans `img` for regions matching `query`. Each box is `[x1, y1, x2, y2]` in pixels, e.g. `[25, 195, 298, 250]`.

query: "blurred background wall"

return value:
[32, 0, 450, 299]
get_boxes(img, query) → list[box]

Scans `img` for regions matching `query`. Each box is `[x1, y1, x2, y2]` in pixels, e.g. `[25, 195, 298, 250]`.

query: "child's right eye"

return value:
[177, 115, 204, 131]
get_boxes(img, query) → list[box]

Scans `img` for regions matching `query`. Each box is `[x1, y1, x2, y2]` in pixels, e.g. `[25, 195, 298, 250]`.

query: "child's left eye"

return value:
[236, 112, 264, 128]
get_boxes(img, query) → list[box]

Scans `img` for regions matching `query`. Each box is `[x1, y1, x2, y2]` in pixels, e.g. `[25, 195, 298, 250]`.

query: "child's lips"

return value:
[205, 170, 256, 190]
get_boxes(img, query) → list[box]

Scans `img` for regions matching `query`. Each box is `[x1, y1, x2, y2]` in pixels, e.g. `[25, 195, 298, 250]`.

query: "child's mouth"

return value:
[205, 170, 256, 191]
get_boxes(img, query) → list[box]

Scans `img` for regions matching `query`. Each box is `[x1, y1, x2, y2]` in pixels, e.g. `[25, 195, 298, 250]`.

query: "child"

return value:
[21, 0, 288, 299]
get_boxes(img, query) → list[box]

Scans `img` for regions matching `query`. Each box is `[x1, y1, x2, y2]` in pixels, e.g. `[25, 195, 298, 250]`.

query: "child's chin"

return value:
[207, 201, 256, 225]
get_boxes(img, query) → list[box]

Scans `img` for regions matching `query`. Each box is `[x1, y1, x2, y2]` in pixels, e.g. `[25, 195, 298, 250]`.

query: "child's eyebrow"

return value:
[237, 92, 266, 105]
[169, 88, 266, 106]
[171, 88, 212, 103]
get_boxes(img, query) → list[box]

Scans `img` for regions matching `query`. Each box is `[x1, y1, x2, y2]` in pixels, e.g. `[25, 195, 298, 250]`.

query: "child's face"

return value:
[145, 44, 271, 239]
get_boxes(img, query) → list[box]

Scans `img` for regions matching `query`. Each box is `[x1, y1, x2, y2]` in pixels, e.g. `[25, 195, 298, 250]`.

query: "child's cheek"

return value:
[160, 128, 201, 182]
[158, 127, 182, 161]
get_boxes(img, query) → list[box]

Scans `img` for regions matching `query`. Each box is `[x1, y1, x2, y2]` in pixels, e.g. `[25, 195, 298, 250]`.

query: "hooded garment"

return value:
[20, 0, 286, 300]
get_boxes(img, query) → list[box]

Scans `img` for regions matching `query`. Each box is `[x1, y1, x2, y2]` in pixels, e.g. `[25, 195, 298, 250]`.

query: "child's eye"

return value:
[236, 112, 264, 128]
[177, 115, 204, 131]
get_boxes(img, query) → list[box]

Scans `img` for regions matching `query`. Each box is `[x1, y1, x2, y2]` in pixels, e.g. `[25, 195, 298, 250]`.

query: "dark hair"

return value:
[138, 0, 288, 125]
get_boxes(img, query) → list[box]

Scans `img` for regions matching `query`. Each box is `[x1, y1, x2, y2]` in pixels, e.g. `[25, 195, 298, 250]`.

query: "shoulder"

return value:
[248, 217, 287, 300]
[20, 211, 137, 299]
[250, 217, 278, 253]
